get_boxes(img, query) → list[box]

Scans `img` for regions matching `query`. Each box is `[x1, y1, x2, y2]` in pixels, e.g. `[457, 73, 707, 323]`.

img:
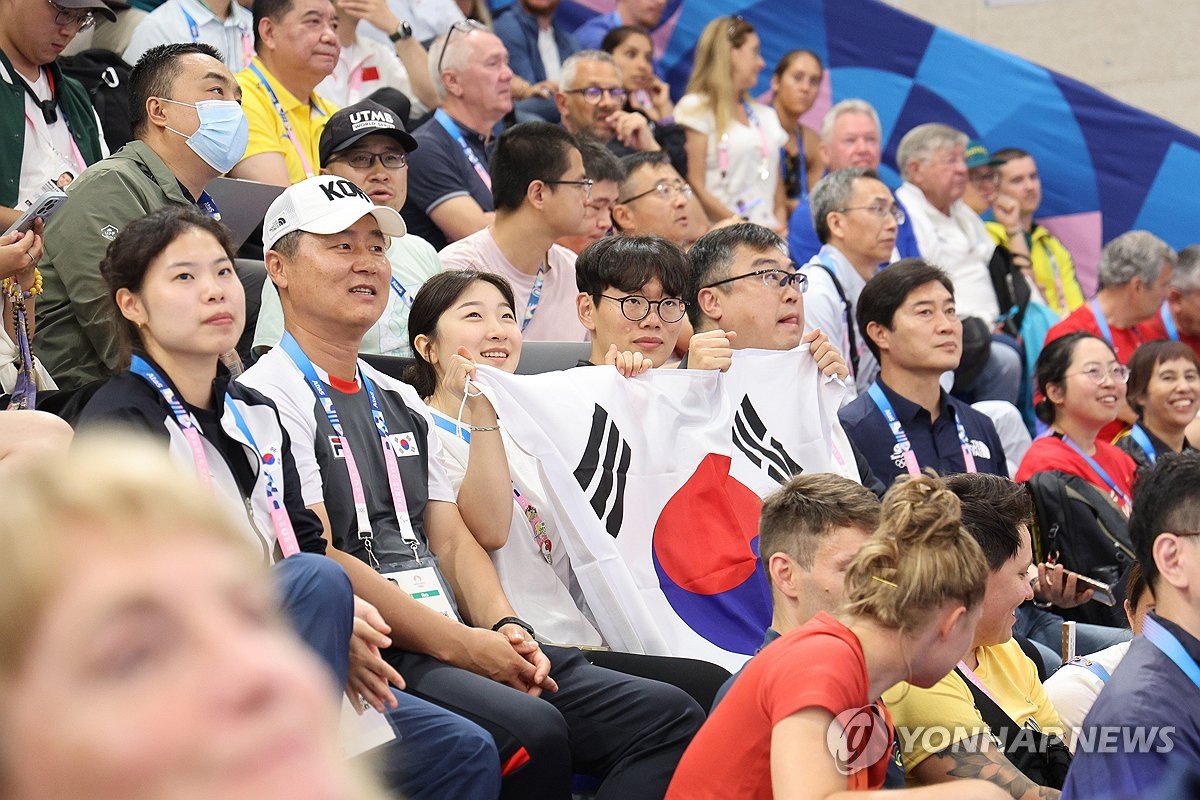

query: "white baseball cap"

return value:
[262, 175, 407, 252]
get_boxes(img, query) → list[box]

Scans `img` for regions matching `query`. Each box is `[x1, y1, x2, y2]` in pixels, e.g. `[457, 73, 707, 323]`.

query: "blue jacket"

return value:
[493, 5, 580, 85]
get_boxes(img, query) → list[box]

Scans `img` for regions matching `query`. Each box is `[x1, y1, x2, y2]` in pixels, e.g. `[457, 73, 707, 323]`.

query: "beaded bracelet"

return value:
[3, 268, 43, 300]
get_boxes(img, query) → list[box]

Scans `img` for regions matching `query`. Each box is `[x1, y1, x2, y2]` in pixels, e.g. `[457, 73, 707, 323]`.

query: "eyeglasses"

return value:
[618, 180, 693, 204]
[705, 268, 807, 293]
[48, 0, 94, 29]
[563, 86, 628, 105]
[836, 202, 906, 225]
[600, 294, 687, 323]
[969, 169, 999, 186]
[1068, 364, 1130, 385]
[436, 18, 488, 73]
[335, 151, 408, 170]
[545, 178, 595, 201]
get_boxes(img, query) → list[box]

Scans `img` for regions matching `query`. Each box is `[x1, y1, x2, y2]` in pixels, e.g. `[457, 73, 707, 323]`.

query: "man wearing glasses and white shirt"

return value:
[438, 121, 592, 342]
[0, 0, 113, 228]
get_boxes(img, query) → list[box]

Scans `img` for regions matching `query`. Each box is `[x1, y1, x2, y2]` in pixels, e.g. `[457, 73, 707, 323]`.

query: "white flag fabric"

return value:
[473, 346, 851, 671]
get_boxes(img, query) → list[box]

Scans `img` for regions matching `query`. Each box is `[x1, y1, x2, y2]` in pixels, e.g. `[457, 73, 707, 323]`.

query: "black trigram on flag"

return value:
[732, 395, 802, 484]
[573, 404, 632, 537]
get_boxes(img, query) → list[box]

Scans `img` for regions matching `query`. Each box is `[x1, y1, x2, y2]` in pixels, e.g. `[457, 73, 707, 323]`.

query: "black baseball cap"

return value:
[318, 100, 419, 167]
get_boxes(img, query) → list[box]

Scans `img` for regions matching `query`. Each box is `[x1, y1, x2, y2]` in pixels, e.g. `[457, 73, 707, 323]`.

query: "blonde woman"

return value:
[674, 16, 788, 231]
[0, 437, 394, 800]
[666, 473, 1006, 799]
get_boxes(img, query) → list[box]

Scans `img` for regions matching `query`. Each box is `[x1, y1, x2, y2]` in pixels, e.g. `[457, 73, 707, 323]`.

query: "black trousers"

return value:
[385, 643, 704, 800]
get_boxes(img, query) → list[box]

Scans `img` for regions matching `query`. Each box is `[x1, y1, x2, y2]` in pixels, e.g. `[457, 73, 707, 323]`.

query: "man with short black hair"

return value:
[439, 121, 591, 341]
[1064, 452, 1200, 796]
[0, 0, 114, 228]
[683, 223, 881, 492]
[401, 20, 513, 249]
[612, 150, 693, 247]
[36, 43, 247, 389]
[556, 134, 622, 254]
[838, 258, 1008, 485]
[229, 0, 339, 186]
[801, 167, 899, 395]
[575, 234, 688, 368]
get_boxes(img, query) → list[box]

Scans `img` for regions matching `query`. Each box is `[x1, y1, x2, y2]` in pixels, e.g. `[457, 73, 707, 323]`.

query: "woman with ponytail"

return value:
[666, 473, 1005, 800]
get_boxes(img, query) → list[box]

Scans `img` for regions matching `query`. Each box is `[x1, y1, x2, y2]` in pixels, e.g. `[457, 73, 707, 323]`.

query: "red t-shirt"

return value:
[666, 613, 893, 799]
[1015, 434, 1136, 514]
[1043, 304, 1143, 443]
[1135, 307, 1200, 359]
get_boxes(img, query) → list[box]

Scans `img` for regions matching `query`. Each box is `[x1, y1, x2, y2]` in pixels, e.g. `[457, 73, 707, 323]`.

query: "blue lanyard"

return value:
[278, 333, 420, 562]
[131, 355, 197, 432]
[1161, 303, 1179, 341]
[181, 4, 200, 40]
[390, 276, 412, 307]
[1129, 424, 1158, 464]
[1061, 434, 1131, 510]
[1143, 615, 1200, 691]
[1090, 299, 1114, 346]
[196, 190, 221, 220]
[523, 265, 545, 332]
[868, 382, 977, 475]
[223, 398, 302, 557]
[434, 109, 491, 190]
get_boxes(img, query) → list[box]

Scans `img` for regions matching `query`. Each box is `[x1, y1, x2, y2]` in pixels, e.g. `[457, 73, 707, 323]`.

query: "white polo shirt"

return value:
[124, 0, 254, 72]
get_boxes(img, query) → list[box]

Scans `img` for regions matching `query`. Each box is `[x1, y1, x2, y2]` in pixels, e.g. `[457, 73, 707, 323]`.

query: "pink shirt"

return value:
[438, 228, 588, 342]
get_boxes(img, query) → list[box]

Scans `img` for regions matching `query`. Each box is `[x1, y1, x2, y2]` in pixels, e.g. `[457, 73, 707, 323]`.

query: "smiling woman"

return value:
[1118, 340, 1200, 468]
[1015, 332, 1138, 513]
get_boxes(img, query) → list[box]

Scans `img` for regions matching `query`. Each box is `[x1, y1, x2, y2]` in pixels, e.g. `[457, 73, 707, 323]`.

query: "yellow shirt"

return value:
[882, 638, 1063, 774]
[236, 57, 338, 184]
[987, 221, 1085, 317]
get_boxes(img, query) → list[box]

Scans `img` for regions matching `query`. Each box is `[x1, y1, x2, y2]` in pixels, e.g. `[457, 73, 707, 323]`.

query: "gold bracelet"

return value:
[468, 424, 500, 432]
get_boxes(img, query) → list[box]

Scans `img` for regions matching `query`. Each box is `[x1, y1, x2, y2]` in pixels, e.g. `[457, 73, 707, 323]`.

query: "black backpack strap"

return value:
[954, 666, 1020, 747]
[811, 258, 859, 377]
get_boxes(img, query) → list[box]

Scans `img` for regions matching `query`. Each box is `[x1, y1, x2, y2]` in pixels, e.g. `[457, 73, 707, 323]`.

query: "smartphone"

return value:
[1074, 573, 1116, 607]
[5, 190, 67, 236]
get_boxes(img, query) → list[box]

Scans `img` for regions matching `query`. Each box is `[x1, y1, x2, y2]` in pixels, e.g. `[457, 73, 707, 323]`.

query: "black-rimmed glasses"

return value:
[48, 0, 94, 29]
[334, 151, 408, 170]
[705, 268, 807, 293]
[618, 180, 693, 205]
[600, 294, 687, 323]
[563, 86, 628, 105]
[436, 19, 488, 73]
[546, 178, 595, 201]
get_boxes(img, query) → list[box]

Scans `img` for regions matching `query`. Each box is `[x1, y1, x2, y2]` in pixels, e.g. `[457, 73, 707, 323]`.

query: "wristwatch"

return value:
[389, 20, 413, 42]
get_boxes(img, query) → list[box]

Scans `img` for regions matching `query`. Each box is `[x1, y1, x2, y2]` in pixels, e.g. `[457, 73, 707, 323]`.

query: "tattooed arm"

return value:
[911, 734, 1060, 800]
